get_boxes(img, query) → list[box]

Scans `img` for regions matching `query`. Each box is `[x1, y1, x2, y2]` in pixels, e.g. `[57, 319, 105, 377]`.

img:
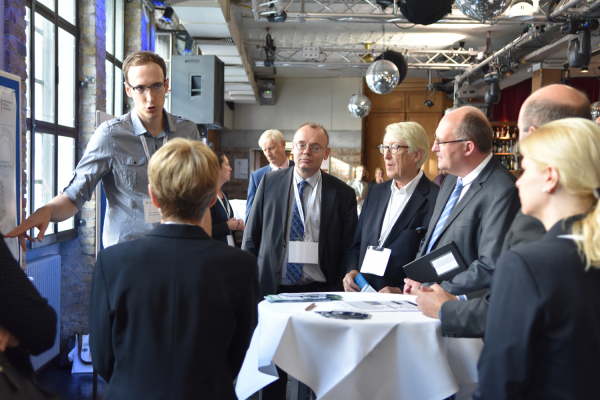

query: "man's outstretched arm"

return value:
[5, 193, 79, 251]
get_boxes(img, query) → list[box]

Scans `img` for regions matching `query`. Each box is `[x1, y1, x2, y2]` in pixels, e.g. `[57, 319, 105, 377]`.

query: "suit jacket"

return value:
[210, 189, 235, 244]
[245, 160, 295, 221]
[90, 224, 259, 400]
[418, 155, 520, 294]
[346, 174, 439, 291]
[242, 167, 358, 297]
[0, 234, 57, 372]
[474, 217, 600, 399]
[440, 210, 546, 338]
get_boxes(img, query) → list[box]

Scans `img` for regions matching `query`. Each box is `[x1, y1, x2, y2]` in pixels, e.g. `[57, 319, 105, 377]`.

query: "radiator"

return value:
[26, 255, 61, 371]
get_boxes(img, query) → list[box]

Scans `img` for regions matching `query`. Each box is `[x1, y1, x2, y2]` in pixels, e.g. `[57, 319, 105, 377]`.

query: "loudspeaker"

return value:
[171, 55, 224, 129]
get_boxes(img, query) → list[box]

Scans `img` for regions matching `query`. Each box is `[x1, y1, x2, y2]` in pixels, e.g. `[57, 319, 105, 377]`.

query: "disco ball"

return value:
[366, 60, 400, 95]
[592, 101, 600, 120]
[348, 94, 371, 118]
[455, 0, 511, 22]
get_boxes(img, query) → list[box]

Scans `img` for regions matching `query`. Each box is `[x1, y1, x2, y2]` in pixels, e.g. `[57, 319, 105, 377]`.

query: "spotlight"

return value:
[581, 66, 589, 73]
[424, 99, 434, 108]
[568, 30, 591, 70]
[484, 81, 501, 105]
[161, 7, 174, 23]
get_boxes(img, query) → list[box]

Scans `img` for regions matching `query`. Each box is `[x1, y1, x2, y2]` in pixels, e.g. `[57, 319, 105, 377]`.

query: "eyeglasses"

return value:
[434, 135, 467, 147]
[378, 144, 409, 155]
[294, 143, 324, 153]
[126, 82, 166, 95]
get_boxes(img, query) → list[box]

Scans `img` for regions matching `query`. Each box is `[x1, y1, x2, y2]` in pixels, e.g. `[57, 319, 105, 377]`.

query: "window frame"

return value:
[105, 0, 125, 117]
[26, 0, 79, 248]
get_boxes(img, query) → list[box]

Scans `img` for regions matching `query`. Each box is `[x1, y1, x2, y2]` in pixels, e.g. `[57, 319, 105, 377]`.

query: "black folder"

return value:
[402, 242, 468, 284]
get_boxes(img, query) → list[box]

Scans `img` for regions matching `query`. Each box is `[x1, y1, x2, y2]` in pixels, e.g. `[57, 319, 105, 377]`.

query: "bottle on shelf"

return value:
[514, 155, 520, 170]
[512, 128, 517, 139]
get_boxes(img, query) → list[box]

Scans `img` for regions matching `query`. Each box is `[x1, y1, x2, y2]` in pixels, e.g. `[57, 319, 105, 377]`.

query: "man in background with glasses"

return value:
[242, 122, 357, 400]
[343, 122, 439, 294]
[404, 106, 520, 297]
[7, 51, 203, 249]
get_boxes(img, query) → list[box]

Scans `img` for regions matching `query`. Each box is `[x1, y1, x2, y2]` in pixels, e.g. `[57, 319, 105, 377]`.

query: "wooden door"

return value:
[364, 112, 406, 181]
[405, 112, 443, 181]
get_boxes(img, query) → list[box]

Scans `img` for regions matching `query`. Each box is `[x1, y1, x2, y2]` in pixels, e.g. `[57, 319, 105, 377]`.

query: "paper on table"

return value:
[338, 301, 419, 312]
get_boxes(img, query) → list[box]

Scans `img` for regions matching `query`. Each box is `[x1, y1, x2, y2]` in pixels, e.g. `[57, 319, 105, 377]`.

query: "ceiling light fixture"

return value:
[506, 0, 539, 20]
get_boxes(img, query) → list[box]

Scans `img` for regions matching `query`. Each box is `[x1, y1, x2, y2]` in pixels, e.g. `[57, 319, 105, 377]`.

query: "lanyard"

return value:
[293, 174, 321, 242]
[217, 191, 231, 220]
[140, 134, 168, 161]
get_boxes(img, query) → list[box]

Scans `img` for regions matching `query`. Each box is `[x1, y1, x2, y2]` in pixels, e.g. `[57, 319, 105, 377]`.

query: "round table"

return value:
[235, 292, 483, 400]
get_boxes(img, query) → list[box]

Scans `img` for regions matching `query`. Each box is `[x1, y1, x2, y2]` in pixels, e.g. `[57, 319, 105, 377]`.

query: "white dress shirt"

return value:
[379, 170, 423, 246]
[280, 169, 327, 285]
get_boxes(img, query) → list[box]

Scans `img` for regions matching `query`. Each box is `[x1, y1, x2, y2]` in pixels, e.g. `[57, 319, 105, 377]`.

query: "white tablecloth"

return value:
[236, 292, 483, 400]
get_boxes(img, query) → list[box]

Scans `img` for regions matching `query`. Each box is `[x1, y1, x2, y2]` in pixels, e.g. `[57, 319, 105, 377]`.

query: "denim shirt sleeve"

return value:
[62, 122, 113, 210]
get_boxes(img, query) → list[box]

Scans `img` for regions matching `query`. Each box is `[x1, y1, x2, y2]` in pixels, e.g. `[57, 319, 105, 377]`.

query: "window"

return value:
[155, 33, 172, 112]
[105, 0, 125, 117]
[25, 0, 79, 247]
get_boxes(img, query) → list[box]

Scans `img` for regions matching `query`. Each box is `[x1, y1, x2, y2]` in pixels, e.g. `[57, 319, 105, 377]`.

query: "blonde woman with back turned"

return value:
[474, 118, 600, 400]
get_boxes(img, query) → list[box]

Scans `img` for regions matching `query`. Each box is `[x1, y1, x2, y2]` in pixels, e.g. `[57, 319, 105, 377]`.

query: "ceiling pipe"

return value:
[454, 26, 538, 84]
[549, 0, 587, 18]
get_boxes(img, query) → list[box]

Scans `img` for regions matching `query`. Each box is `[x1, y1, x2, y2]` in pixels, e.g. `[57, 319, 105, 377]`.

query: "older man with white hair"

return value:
[245, 129, 294, 221]
[344, 121, 440, 293]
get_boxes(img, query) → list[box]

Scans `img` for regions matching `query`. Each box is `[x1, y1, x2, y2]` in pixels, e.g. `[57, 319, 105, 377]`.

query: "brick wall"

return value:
[57, 0, 107, 343]
[4, 0, 27, 242]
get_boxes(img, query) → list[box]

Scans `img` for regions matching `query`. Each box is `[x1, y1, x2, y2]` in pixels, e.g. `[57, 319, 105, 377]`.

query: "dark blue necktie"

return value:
[286, 180, 308, 283]
[426, 178, 464, 253]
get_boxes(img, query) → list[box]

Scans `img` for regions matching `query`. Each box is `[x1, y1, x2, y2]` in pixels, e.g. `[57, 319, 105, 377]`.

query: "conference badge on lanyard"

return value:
[141, 135, 168, 224]
[288, 176, 320, 264]
[360, 221, 393, 276]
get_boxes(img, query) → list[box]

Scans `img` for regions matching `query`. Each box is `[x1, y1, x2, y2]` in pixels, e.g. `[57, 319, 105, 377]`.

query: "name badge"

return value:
[288, 241, 319, 264]
[227, 235, 235, 247]
[143, 199, 162, 224]
[360, 246, 391, 277]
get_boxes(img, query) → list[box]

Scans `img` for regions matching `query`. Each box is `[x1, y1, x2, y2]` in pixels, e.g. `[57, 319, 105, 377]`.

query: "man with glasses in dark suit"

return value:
[243, 122, 357, 400]
[7, 51, 202, 249]
[404, 106, 520, 297]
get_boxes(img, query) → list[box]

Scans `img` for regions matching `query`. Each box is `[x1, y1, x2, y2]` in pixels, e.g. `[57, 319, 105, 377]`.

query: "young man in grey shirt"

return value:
[7, 51, 200, 248]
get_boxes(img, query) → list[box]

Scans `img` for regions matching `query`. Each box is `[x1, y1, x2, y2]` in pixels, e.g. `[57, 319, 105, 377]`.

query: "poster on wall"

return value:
[0, 85, 18, 260]
[234, 159, 249, 180]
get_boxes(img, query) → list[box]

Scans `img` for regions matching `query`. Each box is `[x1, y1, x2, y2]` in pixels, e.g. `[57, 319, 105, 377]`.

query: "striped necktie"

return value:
[426, 178, 464, 254]
[286, 180, 309, 283]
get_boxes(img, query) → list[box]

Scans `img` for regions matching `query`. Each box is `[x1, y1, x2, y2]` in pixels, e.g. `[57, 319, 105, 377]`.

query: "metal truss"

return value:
[255, 47, 474, 69]
[251, 0, 497, 23]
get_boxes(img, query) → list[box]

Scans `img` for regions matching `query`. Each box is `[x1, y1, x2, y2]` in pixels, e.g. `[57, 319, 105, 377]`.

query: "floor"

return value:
[36, 359, 269, 400]
[37, 361, 108, 400]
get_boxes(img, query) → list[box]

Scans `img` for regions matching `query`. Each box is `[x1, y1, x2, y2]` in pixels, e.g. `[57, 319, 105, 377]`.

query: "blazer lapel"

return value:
[319, 172, 337, 261]
[279, 168, 295, 237]
[433, 156, 497, 240]
[374, 182, 392, 241]
[383, 176, 429, 247]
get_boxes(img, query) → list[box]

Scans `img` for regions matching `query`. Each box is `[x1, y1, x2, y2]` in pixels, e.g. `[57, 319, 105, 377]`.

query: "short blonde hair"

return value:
[148, 138, 219, 223]
[519, 118, 600, 270]
[258, 129, 285, 148]
[383, 121, 430, 169]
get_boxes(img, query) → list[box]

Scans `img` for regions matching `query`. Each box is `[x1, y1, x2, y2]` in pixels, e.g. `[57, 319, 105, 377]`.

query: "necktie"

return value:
[426, 178, 464, 254]
[286, 180, 309, 283]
